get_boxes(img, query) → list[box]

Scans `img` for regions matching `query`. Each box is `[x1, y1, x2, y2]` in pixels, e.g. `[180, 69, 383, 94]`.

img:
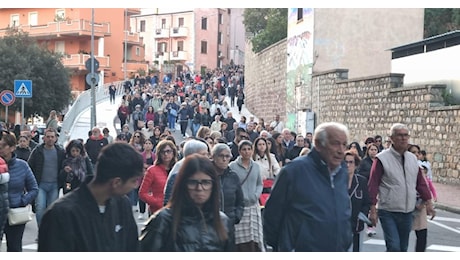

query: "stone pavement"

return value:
[68, 95, 460, 215]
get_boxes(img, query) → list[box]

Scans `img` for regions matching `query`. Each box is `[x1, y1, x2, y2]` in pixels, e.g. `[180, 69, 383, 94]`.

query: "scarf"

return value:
[65, 156, 87, 182]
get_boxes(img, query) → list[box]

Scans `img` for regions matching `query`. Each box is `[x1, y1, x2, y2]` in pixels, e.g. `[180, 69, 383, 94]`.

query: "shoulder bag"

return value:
[8, 204, 33, 225]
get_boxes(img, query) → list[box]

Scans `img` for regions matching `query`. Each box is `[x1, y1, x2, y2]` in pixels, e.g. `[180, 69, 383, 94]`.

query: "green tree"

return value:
[243, 8, 288, 53]
[0, 30, 72, 119]
[424, 8, 460, 37]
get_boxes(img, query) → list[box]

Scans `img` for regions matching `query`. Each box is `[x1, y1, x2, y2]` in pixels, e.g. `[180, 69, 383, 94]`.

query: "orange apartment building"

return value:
[0, 8, 148, 95]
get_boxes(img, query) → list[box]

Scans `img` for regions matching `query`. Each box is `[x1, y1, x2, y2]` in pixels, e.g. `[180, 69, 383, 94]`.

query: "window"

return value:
[55, 41, 65, 54]
[218, 32, 222, 45]
[218, 13, 223, 24]
[56, 9, 65, 20]
[177, 41, 184, 51]
[29, 12, 38, 26]
[158, 42, 167, 52]
[161, 19, 166, 29]
[297, 8, 303, 21]
[11, 14, 19, 27]
[140, 20, 145, 32]
[201, 41, 207, 54]
[178, 17, 184, 27]
[201, 17, 207, 30]
[136, 47, 140, 56]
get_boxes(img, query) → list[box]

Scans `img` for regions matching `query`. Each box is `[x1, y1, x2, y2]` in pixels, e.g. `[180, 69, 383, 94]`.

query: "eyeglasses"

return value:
[217, 154, 232, 160]
[345, 160, 355, 165]
[240, 135, 249, 139]
[160, 149, 173, 155]
[375, 139, 382, 143]
[186, 179, 213, 190]
[134, 135, 141, 138]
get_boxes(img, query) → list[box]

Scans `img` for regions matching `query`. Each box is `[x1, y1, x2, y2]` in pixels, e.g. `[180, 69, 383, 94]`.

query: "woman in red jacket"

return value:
[139, 140, 177, 216]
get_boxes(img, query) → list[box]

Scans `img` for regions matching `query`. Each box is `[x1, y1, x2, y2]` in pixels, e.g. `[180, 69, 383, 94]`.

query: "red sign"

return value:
[0, 90, 15, 106]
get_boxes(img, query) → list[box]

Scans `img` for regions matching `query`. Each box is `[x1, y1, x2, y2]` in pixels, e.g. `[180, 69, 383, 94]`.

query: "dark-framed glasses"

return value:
[186, 179, 213, 190]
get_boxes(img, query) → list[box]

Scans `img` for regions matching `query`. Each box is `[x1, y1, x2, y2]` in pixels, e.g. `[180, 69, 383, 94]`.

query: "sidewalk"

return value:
[68, 96, 460, 215]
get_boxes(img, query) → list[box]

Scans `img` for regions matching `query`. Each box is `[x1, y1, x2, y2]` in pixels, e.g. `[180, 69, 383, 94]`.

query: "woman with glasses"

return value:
[140, 154, 233, 251]
[129, 130, 146, 153]
[211, 143, 244, 251]
[229, 140, 264, 252]
[345, 150, 371, 252]
[139, 140, 177, 216]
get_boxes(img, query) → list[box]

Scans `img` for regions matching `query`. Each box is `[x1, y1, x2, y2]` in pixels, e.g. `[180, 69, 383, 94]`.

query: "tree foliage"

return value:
[243, 8, 288, 53]
[0, 30, 72, 119]
[424, 8, 460, 38]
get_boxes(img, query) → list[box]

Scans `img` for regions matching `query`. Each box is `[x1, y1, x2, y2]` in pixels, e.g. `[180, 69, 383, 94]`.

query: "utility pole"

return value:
[90, 8, 96, 128]
[124, 8, 127, 81]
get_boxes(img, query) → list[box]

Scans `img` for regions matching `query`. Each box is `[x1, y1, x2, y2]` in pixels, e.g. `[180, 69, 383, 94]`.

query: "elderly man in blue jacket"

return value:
[263, 122, 352, 251]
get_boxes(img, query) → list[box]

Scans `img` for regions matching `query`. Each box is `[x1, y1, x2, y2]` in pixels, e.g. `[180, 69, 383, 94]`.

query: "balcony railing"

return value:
[125, 31, 143, 45]
[61, 54, 110, 70]
[0, 19, 111, 38]
[170, 50, 187, 61]
[153, 28, 169, 38]
[170, 26, 188, 37]
[153, 51, 170, 61]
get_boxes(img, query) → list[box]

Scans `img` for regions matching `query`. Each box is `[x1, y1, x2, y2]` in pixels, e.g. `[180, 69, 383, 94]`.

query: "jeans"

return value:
[168, 115, 176, 130]
[35, 181, 59, 227]
[192, 123, 201, 137]
[378, 209, 414, 252]
[3, 222, 26, 252]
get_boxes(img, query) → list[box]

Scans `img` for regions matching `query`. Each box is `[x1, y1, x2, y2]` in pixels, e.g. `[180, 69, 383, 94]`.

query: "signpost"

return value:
[14, 80, 33, 127]
[0, 90, 15, 123]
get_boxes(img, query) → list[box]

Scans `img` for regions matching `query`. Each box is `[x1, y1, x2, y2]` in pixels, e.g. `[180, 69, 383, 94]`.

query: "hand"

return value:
[369, 206, 378, 227]
[426, 201, 436, 220]
[64, 166, 72, 173]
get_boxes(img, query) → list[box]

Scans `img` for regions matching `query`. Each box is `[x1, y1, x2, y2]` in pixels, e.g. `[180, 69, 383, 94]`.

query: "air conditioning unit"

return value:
[173, 27, 179, 34]
[155, 29, 161, 35]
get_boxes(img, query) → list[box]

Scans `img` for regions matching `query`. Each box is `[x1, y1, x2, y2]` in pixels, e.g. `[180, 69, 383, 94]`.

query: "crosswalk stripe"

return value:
[426, 244, 460, 252]
[363, 238, 386, 246]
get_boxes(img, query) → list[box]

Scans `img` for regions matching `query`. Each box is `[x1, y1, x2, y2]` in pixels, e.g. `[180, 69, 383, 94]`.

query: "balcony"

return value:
[170, 51, 187, 61]
[153, 51, 170, 62]
[153, 28, 169, 39]
[123, 61, 148, 73]
[61, 54, 110, 71]
[125, 31, 143, 45]
[170, 27, 189, 38]
[0, 19, 111, 39]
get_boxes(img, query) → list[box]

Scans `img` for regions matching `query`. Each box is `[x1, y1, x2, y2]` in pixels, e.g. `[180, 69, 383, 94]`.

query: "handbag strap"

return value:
[240, 163, 253, 186]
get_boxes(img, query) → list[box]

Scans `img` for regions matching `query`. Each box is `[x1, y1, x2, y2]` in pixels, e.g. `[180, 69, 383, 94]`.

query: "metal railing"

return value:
[57, 80, 129, 145]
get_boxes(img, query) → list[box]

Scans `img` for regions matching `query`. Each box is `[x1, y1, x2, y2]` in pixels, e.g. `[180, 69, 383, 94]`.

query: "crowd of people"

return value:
[0, 65, 437, 252]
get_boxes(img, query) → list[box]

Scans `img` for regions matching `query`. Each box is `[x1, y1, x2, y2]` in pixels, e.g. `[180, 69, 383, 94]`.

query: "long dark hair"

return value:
[167, 154, 228, 242]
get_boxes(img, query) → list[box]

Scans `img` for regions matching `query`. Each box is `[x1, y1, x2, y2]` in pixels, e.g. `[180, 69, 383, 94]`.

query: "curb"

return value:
[435, 203, 460, 215]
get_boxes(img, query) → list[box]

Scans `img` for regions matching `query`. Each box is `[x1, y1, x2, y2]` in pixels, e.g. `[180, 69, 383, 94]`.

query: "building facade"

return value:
[130, 8, 244, 78]
[0, 8, 147, 96]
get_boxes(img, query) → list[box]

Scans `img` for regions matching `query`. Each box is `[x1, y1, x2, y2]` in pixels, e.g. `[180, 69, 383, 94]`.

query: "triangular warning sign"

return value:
[16, 83, 31, 96]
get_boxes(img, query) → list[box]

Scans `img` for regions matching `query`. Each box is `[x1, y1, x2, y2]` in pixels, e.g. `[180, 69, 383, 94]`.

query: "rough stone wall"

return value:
[311, 70, 459, 184]
[244, 42, 460, 184]
[244, 39, 287, 125]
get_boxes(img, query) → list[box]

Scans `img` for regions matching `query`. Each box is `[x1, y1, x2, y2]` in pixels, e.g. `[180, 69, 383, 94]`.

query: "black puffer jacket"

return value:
[139, 206, 234, 252]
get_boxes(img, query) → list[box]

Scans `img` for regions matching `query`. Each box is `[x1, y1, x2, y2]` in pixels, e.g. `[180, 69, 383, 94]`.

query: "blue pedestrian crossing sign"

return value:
[14, 80, 32, 98]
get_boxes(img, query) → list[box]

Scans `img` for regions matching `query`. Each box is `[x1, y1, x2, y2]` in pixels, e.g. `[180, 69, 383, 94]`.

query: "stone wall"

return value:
[244, 41, 460, 184]
[244, 39, 287, 125]
[311, 70, 460, 184]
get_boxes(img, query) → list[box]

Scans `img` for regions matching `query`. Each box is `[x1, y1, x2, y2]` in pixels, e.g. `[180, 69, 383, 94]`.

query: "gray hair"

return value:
[183, 139, 209, 157]
[390, 123, 409, 137]
[313, 122, 349, 147]
[211, 143, 231, 158]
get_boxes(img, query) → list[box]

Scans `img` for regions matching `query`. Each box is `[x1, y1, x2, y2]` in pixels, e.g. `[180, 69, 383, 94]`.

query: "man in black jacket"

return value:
[38, 142, 144, 252]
